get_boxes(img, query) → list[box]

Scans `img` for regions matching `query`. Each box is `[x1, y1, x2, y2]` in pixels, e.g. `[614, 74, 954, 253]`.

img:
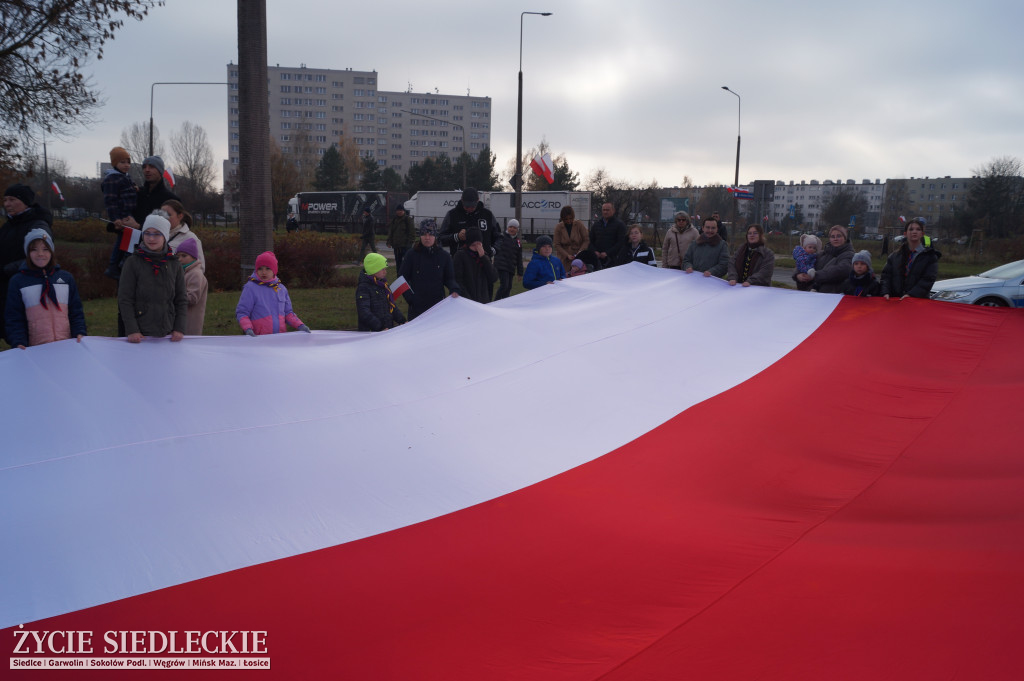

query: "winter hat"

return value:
[142, 213, 171, 244]
[571, 258, 584, 270]
[395, 204, 406, 213]
[176, 238, 200, 261]
[852, 250, 873, 272]
[461, 187, 479, 205]
[800, 233, 822, 252]
[465, 227, 482, 245]
[110, 146, 131, 165]
[4, 183, 34, 206]
[255, 251, 279, 276]
[536, 235, 553, 248]
[362, 207, 371, 214]
[829, 224, 848, 241]
[141, 155, 165, 176]
[506, 219, 520, 231]
[23, 227, 54, 255]
[419, 218, 438, 236]
[363, 252, 387, 275]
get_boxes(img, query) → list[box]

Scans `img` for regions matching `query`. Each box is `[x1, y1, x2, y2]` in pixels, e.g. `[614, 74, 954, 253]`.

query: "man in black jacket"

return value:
[124, 155, 179, 228]
[359, 207, 378, 257]
[440, 187, 499, 299]
[589, 202, 626, 269]
[440, 188, 499, 255]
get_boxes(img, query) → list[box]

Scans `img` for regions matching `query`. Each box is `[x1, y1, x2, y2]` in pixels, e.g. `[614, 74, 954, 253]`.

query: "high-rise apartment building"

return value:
[225, 63, 492, 178]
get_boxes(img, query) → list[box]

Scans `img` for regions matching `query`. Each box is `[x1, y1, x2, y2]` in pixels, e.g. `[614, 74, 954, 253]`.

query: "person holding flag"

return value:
[356, 253, 405, 332]
[100, 146, 140, 279]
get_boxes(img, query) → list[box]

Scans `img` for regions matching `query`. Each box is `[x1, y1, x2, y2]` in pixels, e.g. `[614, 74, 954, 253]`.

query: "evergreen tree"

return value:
[360, 157, 384, 190]
[313, 145, 347, 191]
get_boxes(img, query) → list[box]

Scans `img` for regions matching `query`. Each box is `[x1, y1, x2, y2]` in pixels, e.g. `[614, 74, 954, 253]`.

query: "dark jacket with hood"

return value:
[881, 243, 941, 298]
[117, 246, 187, 337]
[808, 242, 854, 293]
[355, 271, 405, 331]
[398, 241, 462, 320]
[453, 246, 499, 304]
[1, 204, 54, 341]
[440, 202, 499, 256]
[839, 269, 882, 297]
[493, 230, 524, 275]
[132, 179, 179, 225]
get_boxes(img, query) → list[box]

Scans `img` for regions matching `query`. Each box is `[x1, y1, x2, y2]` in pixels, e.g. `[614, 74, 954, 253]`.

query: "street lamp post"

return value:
[721, 86, 741, 236]
[400, 109, 466, 189]
[150, 82, 228, 156]
[515, 11, 552, 223]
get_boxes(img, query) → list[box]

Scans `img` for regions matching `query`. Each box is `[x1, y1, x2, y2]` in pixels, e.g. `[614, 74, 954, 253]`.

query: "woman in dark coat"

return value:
[727, 224, 775, 287]
[398, 220, 461, 320]
[881, 218, 941, 299]
[796, 224, 853, 293]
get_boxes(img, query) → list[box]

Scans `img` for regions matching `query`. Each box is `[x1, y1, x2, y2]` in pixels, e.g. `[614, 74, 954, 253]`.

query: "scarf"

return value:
[136, 245, 173, 277]
[376, 276, 397, 312]
[23, 264, 61, 310]
[249, 273, 281, 292]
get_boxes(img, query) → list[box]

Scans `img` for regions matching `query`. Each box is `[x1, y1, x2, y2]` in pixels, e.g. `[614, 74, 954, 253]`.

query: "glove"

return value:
[244, 329, 256, 337]
[298, 324, 311, 333]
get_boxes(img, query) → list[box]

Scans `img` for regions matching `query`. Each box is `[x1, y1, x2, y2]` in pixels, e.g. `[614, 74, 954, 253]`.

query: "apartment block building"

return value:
[882, 176, 973, 228]
[225, 63, 492, 178]
[768, 179, 886, 231]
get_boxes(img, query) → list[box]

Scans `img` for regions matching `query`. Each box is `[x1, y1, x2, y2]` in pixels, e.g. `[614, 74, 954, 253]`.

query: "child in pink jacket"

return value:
[235, 251, 310, 336]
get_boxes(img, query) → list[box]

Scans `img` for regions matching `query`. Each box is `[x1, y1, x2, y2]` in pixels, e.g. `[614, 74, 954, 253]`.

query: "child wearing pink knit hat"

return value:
[235, 251, 310, 336]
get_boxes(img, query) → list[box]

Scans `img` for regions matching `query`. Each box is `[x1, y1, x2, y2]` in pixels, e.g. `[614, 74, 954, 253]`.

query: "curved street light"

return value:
[721, 86, 741, 235]
[515, 11, 553, 223]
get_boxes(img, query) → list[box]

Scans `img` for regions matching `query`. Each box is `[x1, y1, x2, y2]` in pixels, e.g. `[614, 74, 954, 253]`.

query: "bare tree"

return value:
[170, 121, 215, 196]
[121, 121, 164, 161]
[0, 1, 163, 165]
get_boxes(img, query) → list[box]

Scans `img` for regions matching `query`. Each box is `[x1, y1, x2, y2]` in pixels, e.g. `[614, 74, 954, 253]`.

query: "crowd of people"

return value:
[1, 172, 943, 349]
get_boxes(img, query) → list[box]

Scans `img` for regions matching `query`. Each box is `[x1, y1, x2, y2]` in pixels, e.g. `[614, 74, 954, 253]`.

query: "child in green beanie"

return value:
[356, 253, 405, 332]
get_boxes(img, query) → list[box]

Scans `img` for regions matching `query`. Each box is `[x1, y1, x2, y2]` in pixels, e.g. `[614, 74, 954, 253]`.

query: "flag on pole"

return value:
[530, 153, 554, 184]
[163, 169, 176, 189]
[391, 275, 412, 299]
[118, 227, 141, 252]
[51, 181, 64, 202]
[727, 186, 754, 200]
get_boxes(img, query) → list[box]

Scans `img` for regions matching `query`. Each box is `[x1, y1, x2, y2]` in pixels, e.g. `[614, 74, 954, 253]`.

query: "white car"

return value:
[929, 260, 1024, 308]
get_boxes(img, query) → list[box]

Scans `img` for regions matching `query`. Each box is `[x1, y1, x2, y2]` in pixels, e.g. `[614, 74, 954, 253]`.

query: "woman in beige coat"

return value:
[661, 211, 699, 269]
[552, 205, 589, 273]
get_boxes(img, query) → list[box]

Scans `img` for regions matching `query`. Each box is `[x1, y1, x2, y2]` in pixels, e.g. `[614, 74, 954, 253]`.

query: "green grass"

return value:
[1, 266, 529, 350]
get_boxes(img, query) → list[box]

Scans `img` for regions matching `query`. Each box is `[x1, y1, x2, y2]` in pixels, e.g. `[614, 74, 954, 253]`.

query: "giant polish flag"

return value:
[3, 265, 1023, 678]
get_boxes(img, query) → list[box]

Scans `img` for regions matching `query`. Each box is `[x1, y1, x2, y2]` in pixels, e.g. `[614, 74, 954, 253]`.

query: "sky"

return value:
[45, 0, 1024, 190]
